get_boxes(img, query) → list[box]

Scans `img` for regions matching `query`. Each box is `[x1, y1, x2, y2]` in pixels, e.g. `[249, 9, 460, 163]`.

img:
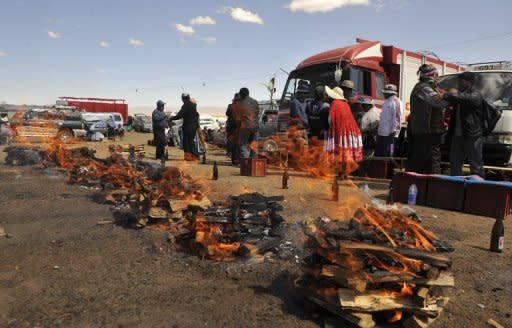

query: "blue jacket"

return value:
[152, 108, 168, 131]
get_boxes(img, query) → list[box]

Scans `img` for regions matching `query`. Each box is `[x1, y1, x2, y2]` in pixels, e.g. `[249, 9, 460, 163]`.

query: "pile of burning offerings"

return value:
[166, 193, 285, 261]
[5, 142, 286, 261]
[5, 143, 206, 226]
[301, 207, 454, 328]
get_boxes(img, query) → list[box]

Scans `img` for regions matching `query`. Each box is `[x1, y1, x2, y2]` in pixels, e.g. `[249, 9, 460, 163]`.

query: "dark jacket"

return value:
[238, 97, 259, 131]
[225, 103, 236, 135]
[152, 108, 168, 131]
[306, 99, 329, 138]
[171, 100, 199, 128]
[444, 87, 484, 138]
[409, 81, 447, 135]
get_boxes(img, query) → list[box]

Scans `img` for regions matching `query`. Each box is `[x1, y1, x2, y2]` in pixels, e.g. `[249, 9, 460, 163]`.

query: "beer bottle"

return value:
[212, 161, 219, 180]
[490, 212, 505, 253]
[387, 187, 394, 205]
[282, 166, 289, 189]
[331, 176, 339, 202]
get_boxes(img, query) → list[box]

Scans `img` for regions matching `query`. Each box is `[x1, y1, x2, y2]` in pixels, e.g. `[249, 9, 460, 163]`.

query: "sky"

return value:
[1, 0, 512, 113]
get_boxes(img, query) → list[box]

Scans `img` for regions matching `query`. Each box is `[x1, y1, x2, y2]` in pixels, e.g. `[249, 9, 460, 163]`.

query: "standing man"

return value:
[152, 100, 168, 163]
[290, 80, 309, 128]
[407, 64, 447, 174]
[376, 84, 403, 156]
[226, 93, 240, 164]
[340, 80, 355, 102]
[442, 71, 485, 177]
[305, 85, 330, 144]
[359, 96, 381, 157]
[237, 87, 260, 159]
[170, 93, 200, 161]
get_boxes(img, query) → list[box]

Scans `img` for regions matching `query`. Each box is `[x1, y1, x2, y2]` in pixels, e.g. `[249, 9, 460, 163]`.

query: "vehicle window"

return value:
[350, 67, 372, 96]
[283, 78, 311, 101]
[281, 64, 351, 103]
[375, 72, 385, 99]
[114, 115, 122, 122]
[440, 72, 512, 110]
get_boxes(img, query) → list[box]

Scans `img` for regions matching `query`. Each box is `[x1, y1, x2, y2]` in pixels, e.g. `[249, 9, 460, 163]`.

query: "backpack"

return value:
[481, 100, 502, 136]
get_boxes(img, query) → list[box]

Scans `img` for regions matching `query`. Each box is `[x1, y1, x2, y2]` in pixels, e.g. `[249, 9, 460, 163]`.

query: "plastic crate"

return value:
[240, 158, 267, 177]
[426, 176, 466, 211]
[391, 172, 428, 205]
[464, 181, 511, 219]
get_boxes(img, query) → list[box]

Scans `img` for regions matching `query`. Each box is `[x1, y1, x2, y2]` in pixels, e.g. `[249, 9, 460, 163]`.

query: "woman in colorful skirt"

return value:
[324, 86, 363, 176]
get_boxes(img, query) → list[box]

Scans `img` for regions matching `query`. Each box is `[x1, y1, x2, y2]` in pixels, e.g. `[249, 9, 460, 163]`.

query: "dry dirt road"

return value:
[0, 131, 511, 328]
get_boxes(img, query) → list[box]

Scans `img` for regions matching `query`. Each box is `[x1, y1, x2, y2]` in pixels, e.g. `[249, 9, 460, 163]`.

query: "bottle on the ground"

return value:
[490, 213, 505, 253]
[408, 184, 417, 205]
[212, 161, 219, 180]
[282, 166, 289, 189]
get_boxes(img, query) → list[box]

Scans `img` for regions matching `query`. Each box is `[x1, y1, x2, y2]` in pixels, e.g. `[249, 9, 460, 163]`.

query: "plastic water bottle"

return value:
[408, 184, 417, 205]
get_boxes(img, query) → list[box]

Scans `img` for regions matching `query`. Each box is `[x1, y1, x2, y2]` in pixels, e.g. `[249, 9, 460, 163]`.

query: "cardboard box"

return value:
[464, 182, 510, 219]
[426, 176, 466, 212]
[240, 158, 267, 177]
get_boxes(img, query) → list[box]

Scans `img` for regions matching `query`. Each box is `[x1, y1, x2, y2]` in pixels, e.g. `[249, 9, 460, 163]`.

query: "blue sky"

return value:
[1, 0, 512, 112]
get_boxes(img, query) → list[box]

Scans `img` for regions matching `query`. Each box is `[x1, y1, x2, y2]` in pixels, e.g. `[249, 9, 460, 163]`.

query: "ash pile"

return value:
[301, 206, 454, 328]
[167, 192, 286, 261]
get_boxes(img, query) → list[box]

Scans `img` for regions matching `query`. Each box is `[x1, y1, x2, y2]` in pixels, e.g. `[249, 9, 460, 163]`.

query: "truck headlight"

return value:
[499, 135, 512, 145]
[486, 135, 512, 145]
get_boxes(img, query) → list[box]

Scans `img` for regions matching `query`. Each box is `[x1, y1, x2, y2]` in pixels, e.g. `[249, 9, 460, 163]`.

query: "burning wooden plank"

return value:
[301, 208, 454, 327]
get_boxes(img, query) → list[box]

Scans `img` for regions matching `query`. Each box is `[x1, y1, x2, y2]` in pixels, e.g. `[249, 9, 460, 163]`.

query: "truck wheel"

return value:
[262, 139, 279, 153]
[57, 128, 73, 142]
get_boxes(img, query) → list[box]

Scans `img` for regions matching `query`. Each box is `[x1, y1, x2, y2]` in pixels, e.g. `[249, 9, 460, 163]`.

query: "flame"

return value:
[388, 310, 402, 323]
[353, 207, 438, 251]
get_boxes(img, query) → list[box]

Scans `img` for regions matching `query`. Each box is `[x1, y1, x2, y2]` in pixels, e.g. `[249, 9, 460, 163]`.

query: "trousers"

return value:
[375, 135, 395, 157]
[153, 129, 166, 160]
[407, 133, 442, 174]
[450, 135, 485, 178]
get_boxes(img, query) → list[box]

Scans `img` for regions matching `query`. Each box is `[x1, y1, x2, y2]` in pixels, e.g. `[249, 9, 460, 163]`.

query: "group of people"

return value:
[152, 93, 201, 163]
[407, 65, 485, 177]
[287, 79, 404, 175]
[225, 87, 260, 164]
[154, 64, 486, 179]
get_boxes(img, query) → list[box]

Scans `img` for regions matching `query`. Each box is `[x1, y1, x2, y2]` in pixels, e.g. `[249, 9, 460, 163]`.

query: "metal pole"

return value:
[400, 50, 407, 104]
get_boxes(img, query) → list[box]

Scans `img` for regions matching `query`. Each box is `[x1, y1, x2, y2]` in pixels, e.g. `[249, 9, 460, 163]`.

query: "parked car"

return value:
[133, 115, 153, 132]
[199, 114, 219, 131]
[81, 112, 124, 139]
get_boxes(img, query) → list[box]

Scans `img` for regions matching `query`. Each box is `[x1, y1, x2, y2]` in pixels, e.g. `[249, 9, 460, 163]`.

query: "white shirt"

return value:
[361, 106, 381, 133]
[378, 95, 403, 136]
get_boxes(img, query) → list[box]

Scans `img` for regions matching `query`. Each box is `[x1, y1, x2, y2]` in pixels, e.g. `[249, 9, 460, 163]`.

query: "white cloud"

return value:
[288, 0, 370, 13]
[221, 7, 264, 24]
[203, 36, 217, 44]
[190, 16, 216, 25]
[48, 30, 61, 39]
[99, 69, 107, 75]
[128, 38, 144, 47]
[100, 41, 109, 48]
[175, 23, 195, 35]
[0, 51, 7, 57]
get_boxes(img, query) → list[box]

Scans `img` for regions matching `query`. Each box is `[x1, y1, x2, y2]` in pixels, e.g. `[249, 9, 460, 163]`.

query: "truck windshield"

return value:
[439, 72, 512, 110]
[281, 64, 350, 101]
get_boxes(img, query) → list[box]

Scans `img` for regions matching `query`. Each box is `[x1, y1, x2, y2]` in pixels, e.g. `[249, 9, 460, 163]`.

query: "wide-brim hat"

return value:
[340, 80, 354, 90]
[325, 86, 345, 100]
[382, 84, 398, 95]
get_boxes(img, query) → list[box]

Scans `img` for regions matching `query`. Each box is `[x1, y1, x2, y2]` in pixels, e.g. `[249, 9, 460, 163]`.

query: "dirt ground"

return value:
[1, 131, 511, 328]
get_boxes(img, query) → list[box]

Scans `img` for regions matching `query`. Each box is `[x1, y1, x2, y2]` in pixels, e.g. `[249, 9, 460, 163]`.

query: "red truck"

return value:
[277, 38, 465, 132]
[59, 97, 128, 124]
